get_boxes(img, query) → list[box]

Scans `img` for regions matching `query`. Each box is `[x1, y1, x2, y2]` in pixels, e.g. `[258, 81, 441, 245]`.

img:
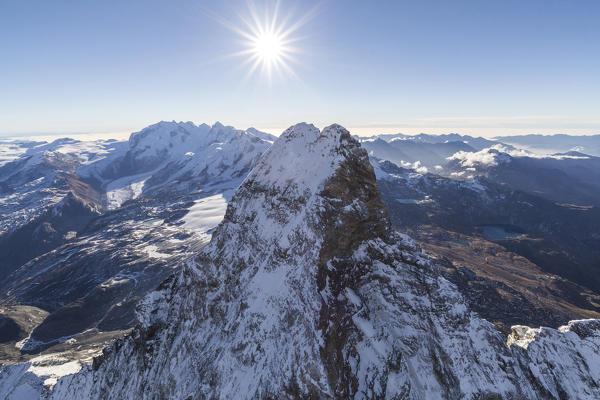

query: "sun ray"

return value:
[218, 0, 315, 82]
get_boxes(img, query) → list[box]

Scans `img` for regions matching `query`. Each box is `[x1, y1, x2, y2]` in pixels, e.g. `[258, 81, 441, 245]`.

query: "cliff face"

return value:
[50, 124, 600, 399]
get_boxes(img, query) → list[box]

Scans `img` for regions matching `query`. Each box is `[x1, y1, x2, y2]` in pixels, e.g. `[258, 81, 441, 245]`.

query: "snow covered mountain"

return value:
[0, 121, 273, 277]
[0, 138, 118, 279]
[494, 133, 600, 157]
[0, 122, 273, 384]
[80, 121, 275, 209]
[30, 123, 600, 399]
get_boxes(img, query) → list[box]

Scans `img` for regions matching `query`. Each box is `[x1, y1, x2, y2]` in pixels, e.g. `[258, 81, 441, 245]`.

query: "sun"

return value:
[222, 1, 316, 82]
[253, 32, 283, 65]
[242, 22, 294, 81]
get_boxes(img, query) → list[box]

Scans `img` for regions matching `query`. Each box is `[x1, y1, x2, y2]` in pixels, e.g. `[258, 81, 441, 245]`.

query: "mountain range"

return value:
[0, 124, 599, 398]
[494, 134, 600, 156]
[0, 122, 271, 369]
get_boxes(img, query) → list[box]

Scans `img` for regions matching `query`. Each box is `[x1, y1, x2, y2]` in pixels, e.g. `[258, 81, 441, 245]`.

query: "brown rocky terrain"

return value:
[408, 226, 600, 335]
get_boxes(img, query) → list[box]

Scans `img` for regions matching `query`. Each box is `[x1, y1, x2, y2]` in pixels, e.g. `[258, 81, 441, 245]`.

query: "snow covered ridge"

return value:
[84, 121, 276, 209]
[0, 121, 274, 234]
[17, 123, 600, 399]
[0, 138, 120, 236]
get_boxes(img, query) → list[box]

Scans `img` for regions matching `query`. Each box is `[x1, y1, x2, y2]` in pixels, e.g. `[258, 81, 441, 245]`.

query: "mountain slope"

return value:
[0, 140, 110, 279]
[373, 160, 600, 332]
[445, 146, 600, 206]
[47, 124, 600, 399]
[0, 122, 272, 372]
[84, 121, 275, 208]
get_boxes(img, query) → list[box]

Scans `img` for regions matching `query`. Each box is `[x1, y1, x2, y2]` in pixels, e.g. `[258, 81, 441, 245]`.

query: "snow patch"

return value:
[143, 245, 170, 259]
[26, 355, 82, 387]
[181, 193, 229, 239]
[105, 177, 148, 210]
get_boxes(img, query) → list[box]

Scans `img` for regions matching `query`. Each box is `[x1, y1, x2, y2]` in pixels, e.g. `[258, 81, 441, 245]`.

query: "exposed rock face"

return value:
[50, 124, 600, 399]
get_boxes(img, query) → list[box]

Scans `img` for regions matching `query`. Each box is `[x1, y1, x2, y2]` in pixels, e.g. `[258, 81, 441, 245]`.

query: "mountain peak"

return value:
[208, 122, 389, 253]
[49, 123, 600, 400]
[244, 123, 367, 191]
[246, 127, 277, 143]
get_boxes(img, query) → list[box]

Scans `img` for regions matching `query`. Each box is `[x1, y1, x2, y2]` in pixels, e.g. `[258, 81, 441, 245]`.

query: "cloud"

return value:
[412, 161, 428, 174]
[448, 143, 590, 168]
[395, 159, 428, 174]
[447, 146, 507, 167]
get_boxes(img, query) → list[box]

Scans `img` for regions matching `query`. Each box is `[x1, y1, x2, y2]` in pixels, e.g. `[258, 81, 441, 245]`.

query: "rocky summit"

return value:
[27, 124, 600, 398]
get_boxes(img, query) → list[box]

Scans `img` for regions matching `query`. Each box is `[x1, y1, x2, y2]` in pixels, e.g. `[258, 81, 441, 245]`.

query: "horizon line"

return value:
[1, 123, 599, 142]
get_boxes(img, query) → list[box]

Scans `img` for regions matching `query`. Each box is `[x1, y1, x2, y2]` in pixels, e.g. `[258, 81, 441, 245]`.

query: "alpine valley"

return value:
[0, 122, 599, 399]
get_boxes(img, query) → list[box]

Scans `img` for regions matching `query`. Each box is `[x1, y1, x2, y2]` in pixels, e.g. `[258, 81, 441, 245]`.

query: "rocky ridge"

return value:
[42, 123, 600, 399]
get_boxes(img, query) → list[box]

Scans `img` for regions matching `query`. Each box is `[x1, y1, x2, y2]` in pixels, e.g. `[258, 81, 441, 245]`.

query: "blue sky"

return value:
[1, 0, 599, 137]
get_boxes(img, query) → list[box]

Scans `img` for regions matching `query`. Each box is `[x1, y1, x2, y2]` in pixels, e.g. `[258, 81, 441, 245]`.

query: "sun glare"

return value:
[253, 32, 283, 64]
[222, 1, 316, 82]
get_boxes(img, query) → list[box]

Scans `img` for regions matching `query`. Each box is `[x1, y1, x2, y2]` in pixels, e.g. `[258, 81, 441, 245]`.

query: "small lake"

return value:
[480, 225, 524, 241]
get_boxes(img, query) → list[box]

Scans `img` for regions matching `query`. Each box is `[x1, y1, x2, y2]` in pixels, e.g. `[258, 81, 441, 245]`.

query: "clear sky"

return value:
[1, 0, 599, 138]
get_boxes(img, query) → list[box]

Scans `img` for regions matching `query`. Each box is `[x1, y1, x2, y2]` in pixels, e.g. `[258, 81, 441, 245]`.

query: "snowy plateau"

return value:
[0, 123, 599, 399]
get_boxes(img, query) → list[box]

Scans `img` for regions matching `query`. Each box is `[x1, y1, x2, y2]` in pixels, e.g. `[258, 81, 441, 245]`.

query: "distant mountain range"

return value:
[358, 132, 600, 158]
[361, 132, 600, 207]
[0, 126, 599, 398]
[374, 159, 600, 332]
[495, 133, 600, 156]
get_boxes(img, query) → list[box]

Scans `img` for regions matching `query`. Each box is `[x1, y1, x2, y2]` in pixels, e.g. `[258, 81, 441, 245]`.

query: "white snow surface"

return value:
[0, 140, 38, 167]
[0, 363, 44, 400]
[243, 122, 343, 194]
[33, 123, 600, 399]
[180, 192, 229, 239]
[0, 355, 82, 399]
[0, 137, 125, 170]
[105, 176, 147, 209]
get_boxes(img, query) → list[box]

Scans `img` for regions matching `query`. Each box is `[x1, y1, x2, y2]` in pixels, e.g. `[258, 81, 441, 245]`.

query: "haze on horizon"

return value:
[1, 0, 599, 138]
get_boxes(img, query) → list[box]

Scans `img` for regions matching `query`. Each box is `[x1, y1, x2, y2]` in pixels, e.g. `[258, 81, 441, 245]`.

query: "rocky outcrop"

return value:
[48, 123, 600, 399]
